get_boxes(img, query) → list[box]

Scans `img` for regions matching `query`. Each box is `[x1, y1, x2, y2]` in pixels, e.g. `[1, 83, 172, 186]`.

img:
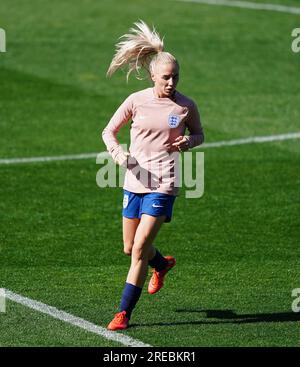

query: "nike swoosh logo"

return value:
[152, 204, 164, 208]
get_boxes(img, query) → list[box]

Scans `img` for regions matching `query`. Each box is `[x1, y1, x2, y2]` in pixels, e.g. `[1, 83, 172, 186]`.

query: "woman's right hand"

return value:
[114, 151, 130, 168]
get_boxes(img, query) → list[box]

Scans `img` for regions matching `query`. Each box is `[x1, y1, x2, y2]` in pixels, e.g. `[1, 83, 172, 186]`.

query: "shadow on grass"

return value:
[129, 309, 300, 328]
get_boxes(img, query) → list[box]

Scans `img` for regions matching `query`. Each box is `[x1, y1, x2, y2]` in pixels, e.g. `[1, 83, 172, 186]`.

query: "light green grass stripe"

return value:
[177, 0, 300, 15]
[4, 289, 151, 347]
[0, 132, 299, 165]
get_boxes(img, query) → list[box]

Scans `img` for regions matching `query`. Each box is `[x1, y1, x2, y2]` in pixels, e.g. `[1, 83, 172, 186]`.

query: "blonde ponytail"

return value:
[107, 20, 178, 81]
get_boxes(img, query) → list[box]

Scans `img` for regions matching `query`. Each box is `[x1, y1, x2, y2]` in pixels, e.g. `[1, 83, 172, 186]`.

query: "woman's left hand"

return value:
[172, 136, 190, 152]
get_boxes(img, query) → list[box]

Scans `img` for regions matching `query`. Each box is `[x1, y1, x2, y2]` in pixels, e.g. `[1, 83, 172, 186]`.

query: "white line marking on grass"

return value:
[0, 151, 109, 165]
[5, 289, 151, 347]
[0, 132, 299, 165]
[198, 131, 300, 149]
[176, 0, 300, 15]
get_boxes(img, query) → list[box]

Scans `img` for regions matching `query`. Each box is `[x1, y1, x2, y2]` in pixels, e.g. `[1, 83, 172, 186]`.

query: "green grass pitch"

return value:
[0, 0, 300, 346]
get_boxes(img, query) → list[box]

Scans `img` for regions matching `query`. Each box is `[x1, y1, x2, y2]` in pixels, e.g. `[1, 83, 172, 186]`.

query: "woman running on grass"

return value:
[102, 20, 204, 330]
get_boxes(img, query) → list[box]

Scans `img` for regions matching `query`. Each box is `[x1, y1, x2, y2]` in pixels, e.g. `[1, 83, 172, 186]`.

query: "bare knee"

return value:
[123, 241, 133, 256]
[124, 248, 132, 256]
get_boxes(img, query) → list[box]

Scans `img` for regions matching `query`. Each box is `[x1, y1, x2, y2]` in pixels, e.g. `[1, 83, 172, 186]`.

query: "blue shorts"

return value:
[122, 190, 176, 223]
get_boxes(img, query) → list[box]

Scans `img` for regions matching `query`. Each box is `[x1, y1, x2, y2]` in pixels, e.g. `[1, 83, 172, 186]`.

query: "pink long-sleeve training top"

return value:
[102, 87, 204, 196]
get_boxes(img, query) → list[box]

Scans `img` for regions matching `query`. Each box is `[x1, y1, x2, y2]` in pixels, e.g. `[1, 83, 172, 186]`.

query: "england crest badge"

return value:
[168, 114, 181, 128]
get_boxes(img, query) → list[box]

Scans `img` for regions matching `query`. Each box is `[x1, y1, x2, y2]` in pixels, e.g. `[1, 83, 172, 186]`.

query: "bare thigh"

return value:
[122, 217, 140, 256]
